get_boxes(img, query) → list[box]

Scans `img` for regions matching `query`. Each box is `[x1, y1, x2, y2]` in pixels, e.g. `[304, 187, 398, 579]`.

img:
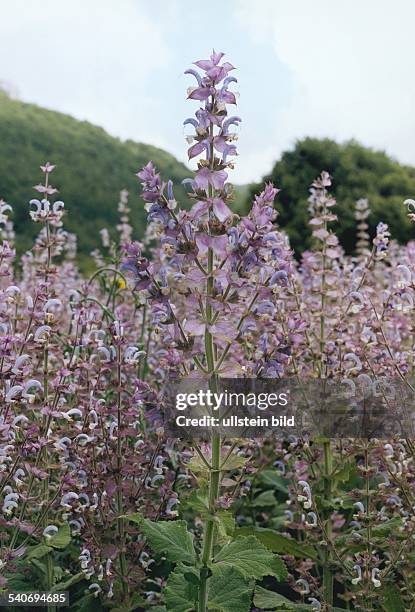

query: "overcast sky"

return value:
[0, 0, 414, 183]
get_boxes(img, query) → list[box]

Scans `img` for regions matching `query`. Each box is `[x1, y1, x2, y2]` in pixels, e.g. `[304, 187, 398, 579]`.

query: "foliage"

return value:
[0, 89, 189, 258]
[247, 137, 415, 253]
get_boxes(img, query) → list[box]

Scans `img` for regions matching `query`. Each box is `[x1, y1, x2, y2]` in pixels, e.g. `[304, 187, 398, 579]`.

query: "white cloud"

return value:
[236, 0, 415, 171]
[0, 0, 169, 144]
[1, 0, 414, 185]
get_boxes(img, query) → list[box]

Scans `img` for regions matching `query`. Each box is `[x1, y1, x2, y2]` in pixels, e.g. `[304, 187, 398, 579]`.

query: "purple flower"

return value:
[136, 161, 164, 203]
[193, 167, 228, 191]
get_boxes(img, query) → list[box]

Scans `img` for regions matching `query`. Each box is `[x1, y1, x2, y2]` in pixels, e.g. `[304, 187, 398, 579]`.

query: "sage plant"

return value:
[2, 49, 415, 612]
[131, 52, 292, 611]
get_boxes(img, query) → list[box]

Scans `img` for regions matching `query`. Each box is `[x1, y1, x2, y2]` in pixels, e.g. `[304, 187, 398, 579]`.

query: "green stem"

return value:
[43, 344, 56, 612]
[198, 246, 221, 612]
[199, 431, 221, 612]
[116, 345, 128, 600]
[323, 439, 333, 608]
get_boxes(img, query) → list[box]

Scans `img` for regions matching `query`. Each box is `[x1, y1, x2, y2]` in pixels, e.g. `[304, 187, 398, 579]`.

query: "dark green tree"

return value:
[248, 138, 415, 253]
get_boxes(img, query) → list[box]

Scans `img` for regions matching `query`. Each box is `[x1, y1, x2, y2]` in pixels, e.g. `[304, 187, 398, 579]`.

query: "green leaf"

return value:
[27, 544, 52, 560]
[185, 490, 210, 514]
[331, 460, 355, 483]
[214, 536, 287, 581]
[123, 512, 142, 523]
[71, 593, 99, 612]
[209, 565, 253, 612]
[220, 453, 248, 471]
[30, 558, 47, 574]
[48, 523, 71, 549]
[215, 510, 235, 543]
[5, 572, 35, 592]
[111, 593, 148, 611]
[165, 567, 198, 612]
[253, 586, 314, 610]
[141, 518, 196, 565]
[235, 527, 317, 560]
[254, 586, 296, 610]
[252, 490, 278, 507]
[188, 455, 210, 475]
[257, 470, 289, 494]
[51, 571, 85, 593]
[335, 518, 402, 547]
[382, 585, 405, 612]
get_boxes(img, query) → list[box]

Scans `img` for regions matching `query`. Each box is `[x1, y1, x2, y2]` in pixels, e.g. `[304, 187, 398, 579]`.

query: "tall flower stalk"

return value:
[134, 51, 290, 611]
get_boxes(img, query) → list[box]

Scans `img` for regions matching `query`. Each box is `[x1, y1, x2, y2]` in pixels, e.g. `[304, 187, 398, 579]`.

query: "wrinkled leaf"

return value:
[251, 490, 277, 507]
[254, 586, 298, 610]
[165, 567, 198, 612]
[220, 453, 248, 471]
[257, 470, 289, 494]
[188, 455, 210, 475]
[214, 536, 287, 581]
[209, 565, 253, 612]
[51, 571, 85, 593]
[48, 523, 71, 549]
[382, 584, 405, 612]
[235, 527, 317, 560]
[186, 490, 210, 514]
[27, 544, 52, 560]
[215, 510, 235, 541]
[140, 518, 196, 565]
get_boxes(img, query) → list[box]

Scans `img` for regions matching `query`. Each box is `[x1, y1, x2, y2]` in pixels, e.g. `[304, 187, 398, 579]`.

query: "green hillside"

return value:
[0, 89, 190, 256]
[247, 138, 415, 253]
[2, 91, 415, 260]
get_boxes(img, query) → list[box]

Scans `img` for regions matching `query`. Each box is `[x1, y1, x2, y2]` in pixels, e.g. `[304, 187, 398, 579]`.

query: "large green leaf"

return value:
[257, 470, 289, 494]
[254, 586, 296, 610]
[221, 453, 249, 471]
[50, 571, 85, 593]
[209, 565, 253, 612]
[382, 585, 405, 612]
[235, 527, 317, 560]
[5, 572, 35, 592]
[27, 544, 52, 560]
[214, 536, 287, 581]
[188, 455, 210, 475]
[185, 490, 210, 514]
[48, 523, 71, 549]
[140, 518, 196, 565]
[71, 593, 101, 612]
[111, 593, 148, 611]
[252, 490, 278, 507]
[165, 567, 198, 612]
[331, 460, 355, 483]
[215, 510, 235, 544]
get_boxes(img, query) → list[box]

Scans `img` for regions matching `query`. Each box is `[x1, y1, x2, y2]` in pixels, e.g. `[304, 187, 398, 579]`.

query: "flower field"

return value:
[1, 52, 415, 611]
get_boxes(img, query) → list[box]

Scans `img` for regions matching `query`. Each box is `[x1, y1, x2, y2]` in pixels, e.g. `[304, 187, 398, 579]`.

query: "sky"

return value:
[0, 0, 414, 183]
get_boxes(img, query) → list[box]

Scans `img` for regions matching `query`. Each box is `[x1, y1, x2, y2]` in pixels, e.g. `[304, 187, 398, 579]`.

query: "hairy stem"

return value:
[322, 439, 333, 609]
[198, 246, 221, 612]
[116, 344, 128, 600]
